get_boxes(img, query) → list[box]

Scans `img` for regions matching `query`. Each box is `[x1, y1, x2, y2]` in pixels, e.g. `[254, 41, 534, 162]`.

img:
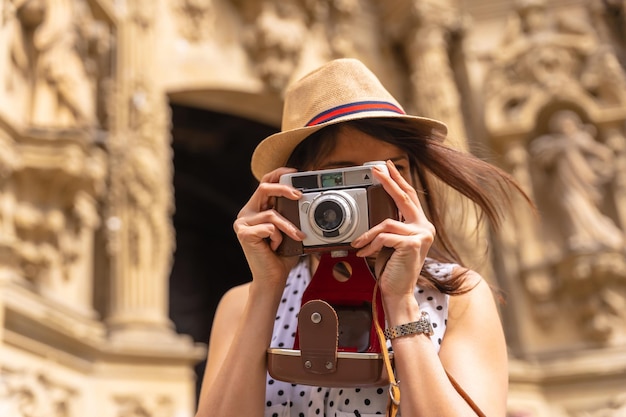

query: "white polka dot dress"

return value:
[265, 258, 453, 417]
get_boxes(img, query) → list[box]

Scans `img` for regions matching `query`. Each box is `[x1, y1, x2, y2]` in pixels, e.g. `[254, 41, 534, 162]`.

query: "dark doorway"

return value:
[168, 103, 279, 404]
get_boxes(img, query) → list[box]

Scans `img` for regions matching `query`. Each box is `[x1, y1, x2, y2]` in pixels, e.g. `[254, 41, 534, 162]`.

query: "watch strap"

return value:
[383, 311, 434, 340]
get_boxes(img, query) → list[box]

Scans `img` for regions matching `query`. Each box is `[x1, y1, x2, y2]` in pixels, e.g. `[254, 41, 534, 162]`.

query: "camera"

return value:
[268, 162, 398, 387]
[275, 161, 398, 256]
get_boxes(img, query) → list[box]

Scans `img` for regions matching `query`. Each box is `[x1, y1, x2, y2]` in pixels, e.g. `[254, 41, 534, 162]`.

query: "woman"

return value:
[196, 58, 527, 416]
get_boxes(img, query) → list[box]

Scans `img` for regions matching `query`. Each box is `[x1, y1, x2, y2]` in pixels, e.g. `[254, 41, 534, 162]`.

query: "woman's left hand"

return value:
[350, 160, 435, 302]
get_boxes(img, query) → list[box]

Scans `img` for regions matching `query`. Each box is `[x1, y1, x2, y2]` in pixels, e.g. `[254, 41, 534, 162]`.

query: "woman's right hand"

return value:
[233, 167, 306, 288]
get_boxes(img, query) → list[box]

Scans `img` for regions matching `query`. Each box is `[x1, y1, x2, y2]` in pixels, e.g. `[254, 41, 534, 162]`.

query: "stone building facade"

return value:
[0, 0, 625, 416]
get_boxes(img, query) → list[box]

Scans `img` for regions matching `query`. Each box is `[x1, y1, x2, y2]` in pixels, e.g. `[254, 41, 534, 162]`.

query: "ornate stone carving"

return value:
[129, 0, 155, 31]
[520, 110, 626, 342]
[605, 125, 626, 230]
[238, 0, 307, 91]
[587, 0, 626, 70]
[171, 0, 214, 42]
[484, 0, 626, 346]
[114, 394, 173, 417]
[571, 394, 626, 417]
[402, 1, 468, 141]
[484, 0, 626, 137]
[3, 0, 110, 129]
[0, 366, 76, 417]
[501, 140, 556, 304]
[0, 0, 110, 305]
[529, 110, 623, 254]
[1, 0, 46, 118]
[382, 1, 496, 279]
[103, 0, 178, 336]
[9, 134, 106, 310]
[555, 251, 626, 344]
[106, 81, 176, 332]
[0, 130, 19, 238]
[307, 0, 359, 58]
[234, 0, 368, 91]
[580, 46, 626, 107]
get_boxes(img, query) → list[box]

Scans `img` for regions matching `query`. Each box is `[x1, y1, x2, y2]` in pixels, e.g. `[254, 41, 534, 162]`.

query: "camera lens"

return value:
[313, 200, 344, 232]
[307, 191, 359, 242]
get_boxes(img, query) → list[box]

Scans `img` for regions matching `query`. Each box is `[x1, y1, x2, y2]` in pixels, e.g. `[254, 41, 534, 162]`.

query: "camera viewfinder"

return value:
[321, 172, 344, 188]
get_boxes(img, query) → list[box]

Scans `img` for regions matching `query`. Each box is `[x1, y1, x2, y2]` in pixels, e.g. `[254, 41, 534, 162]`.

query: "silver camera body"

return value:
[276, 161, 396, 256]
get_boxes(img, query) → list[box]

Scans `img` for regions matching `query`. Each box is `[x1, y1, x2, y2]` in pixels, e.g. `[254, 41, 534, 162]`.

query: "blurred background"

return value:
[0, 0, 625, 415]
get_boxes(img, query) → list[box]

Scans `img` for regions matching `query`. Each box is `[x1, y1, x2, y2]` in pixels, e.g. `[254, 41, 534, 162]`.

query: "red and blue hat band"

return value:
[306, 101, 405, 127]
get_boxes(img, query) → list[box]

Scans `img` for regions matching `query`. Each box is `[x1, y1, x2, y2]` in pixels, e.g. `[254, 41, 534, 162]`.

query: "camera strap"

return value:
[372, 283, 399, 417]
[372, 248, 487, 417]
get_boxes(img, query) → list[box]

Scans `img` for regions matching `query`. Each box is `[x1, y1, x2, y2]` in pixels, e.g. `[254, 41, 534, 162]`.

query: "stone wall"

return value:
[0, 1, 205, 416]
[0, 0, 625, 416]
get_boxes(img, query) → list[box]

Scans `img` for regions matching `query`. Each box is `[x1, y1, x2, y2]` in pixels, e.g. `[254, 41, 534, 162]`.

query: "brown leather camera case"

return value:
[267, 300, 391, 387]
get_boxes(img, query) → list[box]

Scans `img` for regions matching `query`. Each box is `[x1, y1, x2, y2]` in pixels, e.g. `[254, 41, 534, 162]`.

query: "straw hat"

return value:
[250, 58, 448, 180]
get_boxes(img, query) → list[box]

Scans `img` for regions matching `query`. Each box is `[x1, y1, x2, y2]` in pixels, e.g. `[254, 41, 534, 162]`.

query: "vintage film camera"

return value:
[275, 161, 398, 257]
[268, 162, 399, 387]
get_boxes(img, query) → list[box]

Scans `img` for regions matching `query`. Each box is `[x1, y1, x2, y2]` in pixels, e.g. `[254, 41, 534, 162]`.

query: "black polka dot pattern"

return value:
[265, 258, 452, 416]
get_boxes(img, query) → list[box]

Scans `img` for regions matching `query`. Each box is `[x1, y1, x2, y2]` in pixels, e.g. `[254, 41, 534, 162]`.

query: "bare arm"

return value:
[195, 281, 283, 417]
[353, 160, 508, 416]
[439, 274, 509, 414]
[387, 272, 508, 416]
[195, 167, 305, 417]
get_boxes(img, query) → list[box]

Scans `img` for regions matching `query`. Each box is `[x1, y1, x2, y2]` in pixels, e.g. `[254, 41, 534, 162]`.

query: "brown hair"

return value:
[286, 118, 531, 294]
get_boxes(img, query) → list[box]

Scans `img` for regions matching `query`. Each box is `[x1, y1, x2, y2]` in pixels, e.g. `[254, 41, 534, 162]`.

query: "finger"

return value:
[235, 209, 306, 245]
[352, 217, 435, 252]
[241, 182, 302, 214]
[355, 229, 434, 259]
[249, 168, 301, 212]
[372, 160, 429, 224]
[373, 161, 419, 204]
[235, 221, 284, 250]
[353, 220, 434, 251]
[351, 218, 412, 248]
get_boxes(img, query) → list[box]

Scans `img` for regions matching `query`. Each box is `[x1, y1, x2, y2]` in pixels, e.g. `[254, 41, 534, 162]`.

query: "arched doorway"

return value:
[168, 103, 279, 402]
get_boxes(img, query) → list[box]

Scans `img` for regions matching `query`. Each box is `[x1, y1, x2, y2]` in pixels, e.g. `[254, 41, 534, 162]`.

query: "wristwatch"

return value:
[384, 311, 434, 340]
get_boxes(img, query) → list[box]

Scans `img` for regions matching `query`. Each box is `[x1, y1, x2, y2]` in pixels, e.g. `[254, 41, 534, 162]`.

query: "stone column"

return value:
[501, 140, 554, 312]
[104, 0, 176, 341]
[400, 1, 494, 277]
[403, 1, 467, 148]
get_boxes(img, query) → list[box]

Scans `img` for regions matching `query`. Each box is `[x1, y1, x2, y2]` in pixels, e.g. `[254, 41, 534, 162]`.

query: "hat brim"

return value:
[250, 112, 447, 180]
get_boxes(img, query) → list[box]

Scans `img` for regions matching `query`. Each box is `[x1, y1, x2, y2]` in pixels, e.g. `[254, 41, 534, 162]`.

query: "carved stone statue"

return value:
[30, 0, 93, 127]
[530, 110, 624, 253]
[4, 0, 108, 128]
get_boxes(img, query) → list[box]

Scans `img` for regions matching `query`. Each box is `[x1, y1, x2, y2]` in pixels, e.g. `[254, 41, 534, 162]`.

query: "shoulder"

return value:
[447, 267, 497, 322]
[448, 270, 502, 342]
[215, 282, 251, 322]
[206, 282, 251, 359]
